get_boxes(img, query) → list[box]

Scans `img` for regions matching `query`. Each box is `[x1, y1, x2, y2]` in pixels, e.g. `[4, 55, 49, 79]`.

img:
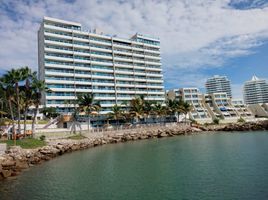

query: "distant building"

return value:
[166, 89, 180, 101]
[180, 88, 212, 122]
[167, 88, 212, 123]
[166, 88, 253, 123]
[243, 75, 268, 105]
[204, 92, 238, 121]
[205, 75, 232, 98]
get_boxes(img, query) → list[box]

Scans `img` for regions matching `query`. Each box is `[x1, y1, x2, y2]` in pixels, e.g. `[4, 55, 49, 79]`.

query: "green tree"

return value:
[129, 96, 145, 124]
[108, 104, 125, 126]
[152, 102, 166, 123]
[77, 93, 101, 132]
[31, 76, 48, 137]
[179, 101, 193, 123]
[41, 107, 59, 118]
[21, 67, 36, 136]
[0, 73, 16, 137]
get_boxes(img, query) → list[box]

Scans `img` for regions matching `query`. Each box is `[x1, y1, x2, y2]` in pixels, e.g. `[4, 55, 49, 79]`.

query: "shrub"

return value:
[213, 118, 220, 125]
[237, 117, 245, 123]
[40, 135, 46, 141]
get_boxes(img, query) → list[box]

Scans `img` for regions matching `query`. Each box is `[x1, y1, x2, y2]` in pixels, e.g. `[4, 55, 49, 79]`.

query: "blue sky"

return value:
[0, 0, 268, 99]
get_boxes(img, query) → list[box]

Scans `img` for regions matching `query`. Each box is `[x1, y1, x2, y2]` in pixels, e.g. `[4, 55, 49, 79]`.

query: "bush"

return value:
[237, 117, 245, 123]
[213, 118, 220, 125]
[40, 135, 46, 141]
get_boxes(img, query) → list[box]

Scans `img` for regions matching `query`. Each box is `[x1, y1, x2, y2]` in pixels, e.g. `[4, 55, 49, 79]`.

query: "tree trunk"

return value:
[16, 83, 21, 134]
[87, 111, 90, 133]
[23, 109, 27, 137]
[8, 99, 15, 141]
[31, 104, 39, 138]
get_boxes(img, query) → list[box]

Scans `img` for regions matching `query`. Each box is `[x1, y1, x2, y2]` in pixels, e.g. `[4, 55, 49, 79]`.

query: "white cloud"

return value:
[0, 0, 268, 91]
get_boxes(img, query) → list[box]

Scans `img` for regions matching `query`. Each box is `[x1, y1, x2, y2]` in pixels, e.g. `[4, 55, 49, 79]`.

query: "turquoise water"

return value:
[1, 131, 268, 200]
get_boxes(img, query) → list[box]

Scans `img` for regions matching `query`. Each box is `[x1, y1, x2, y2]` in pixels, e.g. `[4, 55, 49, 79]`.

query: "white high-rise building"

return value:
[205, 75, 232, 98]
[243, 75, 268, 105]
[38, 17, 165, 113]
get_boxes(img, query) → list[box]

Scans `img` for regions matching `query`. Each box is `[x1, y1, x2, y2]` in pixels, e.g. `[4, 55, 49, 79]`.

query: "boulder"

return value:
[15, 159, 29, 170]
[1, 160, 16, 169]
[1, 169, 11, 178]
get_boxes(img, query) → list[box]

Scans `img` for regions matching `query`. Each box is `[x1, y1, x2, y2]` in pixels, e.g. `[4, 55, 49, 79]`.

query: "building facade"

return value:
[38, 17, 165, 113]
[179, 88, 212, 122]
[167, 89, 253, 123]
[243, 75, 268, 105]
[166, 88, 212, 123]
[205, 75, 232, 98]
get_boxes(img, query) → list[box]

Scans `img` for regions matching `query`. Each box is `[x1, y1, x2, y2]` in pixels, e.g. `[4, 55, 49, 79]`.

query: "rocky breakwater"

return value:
[0, 125, 193, 180]
[203, 120, 268, 132]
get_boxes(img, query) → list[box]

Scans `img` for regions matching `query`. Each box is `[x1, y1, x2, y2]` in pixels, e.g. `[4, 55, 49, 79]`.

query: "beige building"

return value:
[248, 103, 268, 117]
[167, 89, 254, 123]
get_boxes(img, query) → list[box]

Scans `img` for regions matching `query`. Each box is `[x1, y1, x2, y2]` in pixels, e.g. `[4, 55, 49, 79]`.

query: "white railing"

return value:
[88, 122, 190, 135]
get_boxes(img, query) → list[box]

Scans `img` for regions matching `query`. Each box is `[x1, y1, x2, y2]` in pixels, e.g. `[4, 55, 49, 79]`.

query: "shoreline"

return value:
[0, 121, 268, 180]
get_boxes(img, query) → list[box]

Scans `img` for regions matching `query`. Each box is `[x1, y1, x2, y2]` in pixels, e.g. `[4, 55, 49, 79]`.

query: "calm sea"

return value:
[1, 131, 268, 200]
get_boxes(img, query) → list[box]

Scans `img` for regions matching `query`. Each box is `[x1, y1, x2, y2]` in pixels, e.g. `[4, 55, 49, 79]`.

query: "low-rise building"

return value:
[248, 103, 268, 117]
[180, 88, 212, 123]
[167, 88, 212, 123]
[204, 93, 239, 122]
[231, 99, 254, 119]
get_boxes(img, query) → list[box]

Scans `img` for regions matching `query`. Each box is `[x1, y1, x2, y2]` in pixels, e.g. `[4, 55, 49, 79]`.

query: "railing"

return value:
[89, 122, 190, 134]
[35, 122, 191, 140]
[43, 116, 60, 129]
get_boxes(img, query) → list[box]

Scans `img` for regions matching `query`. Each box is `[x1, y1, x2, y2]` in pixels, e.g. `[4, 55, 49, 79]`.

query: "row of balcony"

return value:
[44, 36, 160, 54]
[44, 25, 160, 50]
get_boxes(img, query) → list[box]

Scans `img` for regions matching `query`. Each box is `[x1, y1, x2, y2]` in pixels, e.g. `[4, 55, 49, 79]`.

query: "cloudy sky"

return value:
[1, 0, 268, 98]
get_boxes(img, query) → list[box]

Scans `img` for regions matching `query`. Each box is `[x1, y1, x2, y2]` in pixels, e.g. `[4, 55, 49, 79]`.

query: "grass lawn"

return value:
[24, 120, 49, 124]
[0, 138, 47, 149]
[68, 134, 87, 140]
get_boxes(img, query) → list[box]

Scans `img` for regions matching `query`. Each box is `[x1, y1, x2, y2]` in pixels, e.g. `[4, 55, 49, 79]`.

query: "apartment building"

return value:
[180, 88, 212, 122]
[205, 75, 232, 98]
[166, 88, 212, 123]
[167, 88, 254, 123]
[231, 99, 253, 119]
[166, 89, 180, 101]
[243, 75, 268, 105]
[204, 93, 240, 122]
[38, 17, 165, 113]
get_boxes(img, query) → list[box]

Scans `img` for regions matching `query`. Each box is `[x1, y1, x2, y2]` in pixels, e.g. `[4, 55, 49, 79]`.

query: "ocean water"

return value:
[1, 131, 268, 200]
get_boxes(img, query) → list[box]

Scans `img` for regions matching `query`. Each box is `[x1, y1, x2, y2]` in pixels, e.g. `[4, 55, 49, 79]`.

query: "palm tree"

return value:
[166, 99, 182, 122]
[31, 77, 48, 137]
[21, 67, 35, 136]
[2, 68, 26, 134]
[0, 85, 7, 119]
[77, 93, 101, 132]
[108, 104, 125, 127]
[0, 75, 16, 138]
[152, 103, 166, 123]
[143, 100, 157, 123]
[129, 96, 144, 124]
[179, 101, 193, 123]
